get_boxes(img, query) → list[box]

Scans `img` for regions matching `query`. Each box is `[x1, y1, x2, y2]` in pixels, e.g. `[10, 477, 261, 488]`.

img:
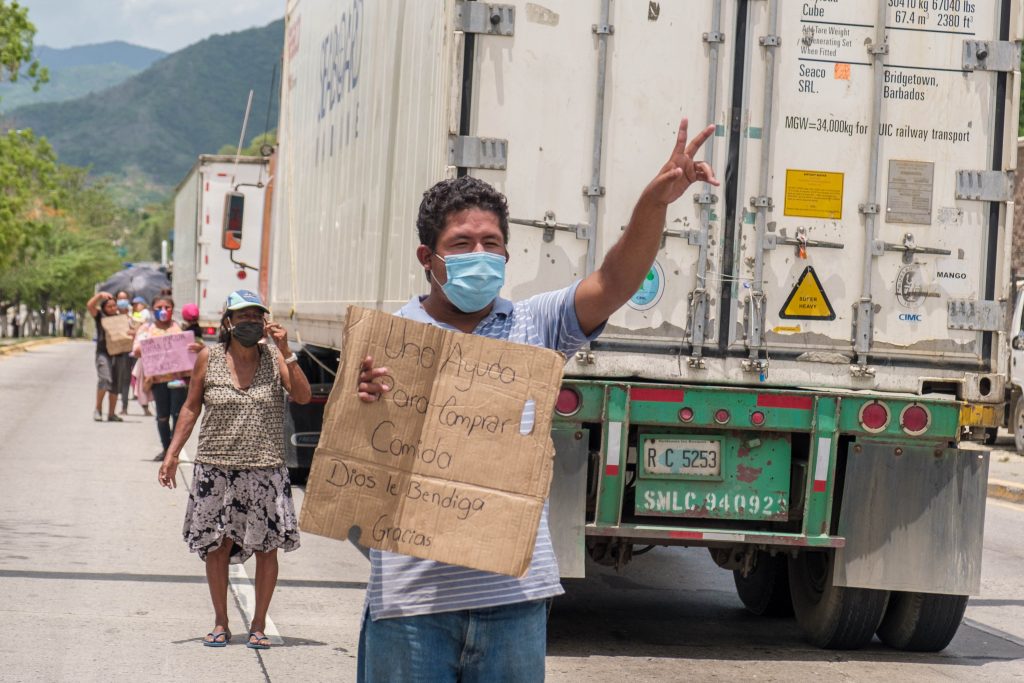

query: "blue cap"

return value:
[131, 296, 146, 304]
[225, 289, 270, 313]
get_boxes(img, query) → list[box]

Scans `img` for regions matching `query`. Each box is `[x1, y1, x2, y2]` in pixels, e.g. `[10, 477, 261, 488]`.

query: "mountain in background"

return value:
[0, 42, 166, 112]
[1, 20, 282, 189]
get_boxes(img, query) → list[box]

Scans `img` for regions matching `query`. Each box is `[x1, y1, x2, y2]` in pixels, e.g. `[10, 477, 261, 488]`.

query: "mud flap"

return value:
[833, 443, 987, 595]
[550, 429, 589, 578]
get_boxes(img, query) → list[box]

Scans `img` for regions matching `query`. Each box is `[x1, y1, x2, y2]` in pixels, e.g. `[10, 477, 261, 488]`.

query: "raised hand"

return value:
[647, 118, 719, 205]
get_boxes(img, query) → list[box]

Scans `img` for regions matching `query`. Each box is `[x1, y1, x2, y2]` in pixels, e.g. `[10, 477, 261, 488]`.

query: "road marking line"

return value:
[230, 565, 284, 645]
[176, 446, 284, 646]
[988, 499, 1024, 514]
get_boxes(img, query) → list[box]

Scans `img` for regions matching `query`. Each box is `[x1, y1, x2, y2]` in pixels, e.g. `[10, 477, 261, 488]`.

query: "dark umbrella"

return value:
[98, 265, 171, 303]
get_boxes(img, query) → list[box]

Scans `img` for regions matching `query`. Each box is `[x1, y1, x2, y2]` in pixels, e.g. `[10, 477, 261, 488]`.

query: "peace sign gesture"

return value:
[648, 118, 719, 205]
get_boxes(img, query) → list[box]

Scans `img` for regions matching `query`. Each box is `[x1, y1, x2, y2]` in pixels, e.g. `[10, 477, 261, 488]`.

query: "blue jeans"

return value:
[357, 599, 549, 683]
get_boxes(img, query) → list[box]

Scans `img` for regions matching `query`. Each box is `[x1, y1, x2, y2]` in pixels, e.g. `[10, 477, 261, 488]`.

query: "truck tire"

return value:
[876, 591, 968, 652]
[1014, 396, 1024, 454]
[788, 550, 889, 649]
[733, 551, 794, 617]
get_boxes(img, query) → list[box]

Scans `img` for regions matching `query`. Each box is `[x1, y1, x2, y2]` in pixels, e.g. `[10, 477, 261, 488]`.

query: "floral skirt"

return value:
[183, 463, 301, 563]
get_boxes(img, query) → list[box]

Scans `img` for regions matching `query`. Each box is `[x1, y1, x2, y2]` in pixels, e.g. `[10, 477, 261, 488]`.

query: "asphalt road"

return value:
[1, 341, 1022, 682]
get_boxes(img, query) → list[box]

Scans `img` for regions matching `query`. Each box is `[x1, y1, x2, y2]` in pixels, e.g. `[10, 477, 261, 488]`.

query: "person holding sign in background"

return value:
[157, 290, 311, 649]
[86, 291, 132, 423]
[133, 295, 192, 460]
[355, 118, 718, 681]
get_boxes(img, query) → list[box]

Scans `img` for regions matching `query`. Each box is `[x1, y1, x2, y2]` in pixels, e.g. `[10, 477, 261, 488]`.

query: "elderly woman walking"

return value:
[158, 290, 311, 649]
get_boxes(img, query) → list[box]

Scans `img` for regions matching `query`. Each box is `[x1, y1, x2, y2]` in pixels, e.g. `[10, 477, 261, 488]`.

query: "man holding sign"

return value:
[355, 119, 717, 681]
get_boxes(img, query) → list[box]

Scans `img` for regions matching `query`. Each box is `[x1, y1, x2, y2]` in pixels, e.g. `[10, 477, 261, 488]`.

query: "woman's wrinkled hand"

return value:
[158, 454, 179, 489]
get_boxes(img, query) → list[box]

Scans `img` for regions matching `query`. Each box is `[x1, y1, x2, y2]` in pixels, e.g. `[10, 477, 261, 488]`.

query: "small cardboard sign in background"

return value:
[299, 306, 565, 577]
[139, 331, 197, 377]
[100, 315, 134, 355]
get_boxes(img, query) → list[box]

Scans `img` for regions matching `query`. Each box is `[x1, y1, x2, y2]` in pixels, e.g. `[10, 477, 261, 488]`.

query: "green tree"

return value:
[0, 129, 59, 274]
[218, 129, 276, 157]
[0, 0, 48, 97]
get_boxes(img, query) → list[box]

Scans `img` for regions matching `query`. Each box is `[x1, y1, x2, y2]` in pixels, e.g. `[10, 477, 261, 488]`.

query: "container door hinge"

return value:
[448, 136, 508, 170]
[454, 2, 515, 36]
[947, 299, 1006, 332]
[962, 40, 1019, 72]
[703, 31, 725, 44]
[955, 170, 1014, 202]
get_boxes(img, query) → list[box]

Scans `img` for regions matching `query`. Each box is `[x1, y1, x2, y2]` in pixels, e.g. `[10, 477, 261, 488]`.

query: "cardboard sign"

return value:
[100, 314, 134, 355]
[300, 306, 566, 577]
[139, 331, 197, 377]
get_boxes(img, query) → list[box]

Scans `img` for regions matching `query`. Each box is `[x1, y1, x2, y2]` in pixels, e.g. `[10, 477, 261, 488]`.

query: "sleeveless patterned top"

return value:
[196, 343, 286, 469]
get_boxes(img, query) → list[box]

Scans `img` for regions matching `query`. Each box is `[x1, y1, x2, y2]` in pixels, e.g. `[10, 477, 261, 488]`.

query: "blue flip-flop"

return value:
[203, 629, 231, 647]
[247, 631, 271, 650]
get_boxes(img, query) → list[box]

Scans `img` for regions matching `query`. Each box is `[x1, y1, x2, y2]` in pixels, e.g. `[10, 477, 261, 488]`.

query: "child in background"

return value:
[131, 296, 152, 324]
[181, 303, 202, 339]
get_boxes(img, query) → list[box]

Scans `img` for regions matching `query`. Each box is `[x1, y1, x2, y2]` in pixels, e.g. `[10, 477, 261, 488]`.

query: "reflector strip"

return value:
[629, 387, 685, 403]
[813, 436, 831, 493]
[757, 394, 813, 410]
[669, 531, 703, 540]
[605, 421, 623, 476]
[667, 531, 746, 542]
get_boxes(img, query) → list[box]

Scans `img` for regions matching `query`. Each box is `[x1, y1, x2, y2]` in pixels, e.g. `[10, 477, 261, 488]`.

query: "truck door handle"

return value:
[874, 233, 951, 264]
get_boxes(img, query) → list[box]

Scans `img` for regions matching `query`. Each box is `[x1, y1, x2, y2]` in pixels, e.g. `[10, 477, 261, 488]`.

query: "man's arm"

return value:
[574, 118, 719, 335]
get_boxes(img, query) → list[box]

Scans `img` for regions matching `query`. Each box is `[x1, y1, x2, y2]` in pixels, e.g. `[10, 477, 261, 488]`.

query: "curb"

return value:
[988, 477, 1024, 505]
[0, 337, 68, 356]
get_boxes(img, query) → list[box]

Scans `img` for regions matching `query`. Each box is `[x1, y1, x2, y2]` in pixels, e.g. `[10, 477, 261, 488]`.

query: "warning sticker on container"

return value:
[784, 170, 844, 220]
[779, 266, 836, 320]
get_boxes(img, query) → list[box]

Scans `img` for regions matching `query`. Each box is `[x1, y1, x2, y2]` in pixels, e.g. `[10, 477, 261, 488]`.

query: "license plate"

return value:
[641, 438, 722, 479]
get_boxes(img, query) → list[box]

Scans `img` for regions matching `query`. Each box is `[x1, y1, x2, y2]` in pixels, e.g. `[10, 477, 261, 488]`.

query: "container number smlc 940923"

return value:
[639, 490, 787, 517]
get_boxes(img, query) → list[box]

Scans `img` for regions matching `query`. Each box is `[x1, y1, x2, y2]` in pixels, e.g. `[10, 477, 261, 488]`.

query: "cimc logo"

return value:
[899, 313, 923, 322]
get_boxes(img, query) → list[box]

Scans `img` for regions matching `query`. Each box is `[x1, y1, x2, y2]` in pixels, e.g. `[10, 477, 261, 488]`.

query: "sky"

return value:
[19, 0, 285, 53]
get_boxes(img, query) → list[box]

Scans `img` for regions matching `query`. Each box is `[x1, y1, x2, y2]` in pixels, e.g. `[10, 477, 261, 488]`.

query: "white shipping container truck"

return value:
[269, 0, 1020, 651]
[173, 155, 270, 332]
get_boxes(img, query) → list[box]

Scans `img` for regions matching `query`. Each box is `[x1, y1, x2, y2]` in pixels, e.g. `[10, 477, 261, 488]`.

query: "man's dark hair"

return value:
[416, 176, 509, 250]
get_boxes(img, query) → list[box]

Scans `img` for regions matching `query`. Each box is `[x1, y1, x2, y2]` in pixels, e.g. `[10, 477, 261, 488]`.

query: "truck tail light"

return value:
[714, 409, 731, 424]
[678, 407, 694, 422]
[859, 401, 890, 433]
[900, 404, 931, 435]
[751, 411, 766, 426]
[555, 387, 581, 416]
[204, 327, 217, 337]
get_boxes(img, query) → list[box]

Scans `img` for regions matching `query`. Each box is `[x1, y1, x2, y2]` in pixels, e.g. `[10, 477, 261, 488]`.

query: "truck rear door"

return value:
[461, 0, 735, 359]
[731, 0, 1016, 370]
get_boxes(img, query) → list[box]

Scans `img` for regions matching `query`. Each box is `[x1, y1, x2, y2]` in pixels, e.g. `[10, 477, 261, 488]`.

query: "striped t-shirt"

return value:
[366, 281, 602, 620]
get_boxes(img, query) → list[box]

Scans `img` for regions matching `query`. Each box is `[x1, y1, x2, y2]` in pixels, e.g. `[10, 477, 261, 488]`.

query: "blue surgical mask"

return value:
[433, 252, 506, 313]
[117, 299, 130, 311]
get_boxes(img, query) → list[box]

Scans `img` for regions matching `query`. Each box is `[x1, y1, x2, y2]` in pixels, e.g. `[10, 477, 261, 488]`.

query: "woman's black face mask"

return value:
[230, 321, 264, 347]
